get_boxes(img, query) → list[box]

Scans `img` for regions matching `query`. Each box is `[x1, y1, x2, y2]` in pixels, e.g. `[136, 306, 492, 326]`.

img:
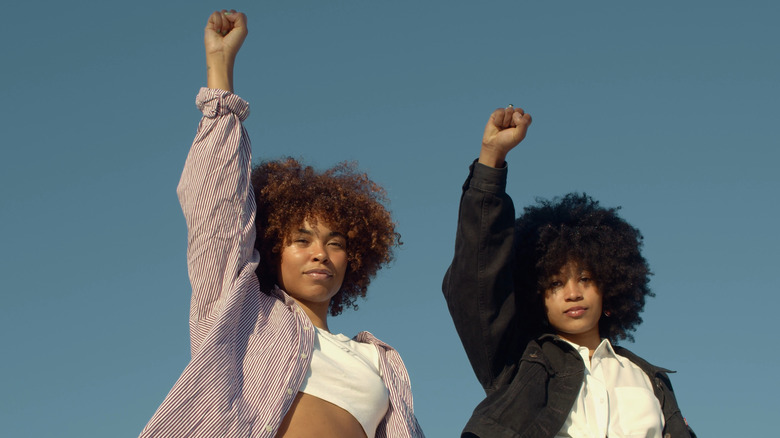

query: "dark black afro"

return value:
[514, 193, 653, 342]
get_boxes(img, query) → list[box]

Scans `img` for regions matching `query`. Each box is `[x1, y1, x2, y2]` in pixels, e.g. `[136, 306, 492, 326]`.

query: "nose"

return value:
[311, 242, 329, 263]
[563, 280, 583, 301]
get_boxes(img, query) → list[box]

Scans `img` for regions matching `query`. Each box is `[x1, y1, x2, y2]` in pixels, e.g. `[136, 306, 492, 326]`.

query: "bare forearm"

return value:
[206, 53, 235, 92]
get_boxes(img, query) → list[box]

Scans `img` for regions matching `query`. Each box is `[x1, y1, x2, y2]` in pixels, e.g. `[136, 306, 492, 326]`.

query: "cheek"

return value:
[278, 249, 300, 277]
[336, 260, 349, 280]
[333, 251, 349, 272]
[278, 251, 290, 271]
[276, 257, 289, 285]
[542, 300, 557, 326]
[591, 291, 604, 311]
[543, 294, 555, 314]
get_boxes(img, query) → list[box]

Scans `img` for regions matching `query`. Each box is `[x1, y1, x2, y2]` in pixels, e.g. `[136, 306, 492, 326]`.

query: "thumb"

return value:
[224, 11, 248, 30]
[512, 111, 532, 127]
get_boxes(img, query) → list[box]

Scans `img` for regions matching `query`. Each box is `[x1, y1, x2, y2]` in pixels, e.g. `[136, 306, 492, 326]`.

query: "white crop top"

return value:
[299, 327, 390, 438]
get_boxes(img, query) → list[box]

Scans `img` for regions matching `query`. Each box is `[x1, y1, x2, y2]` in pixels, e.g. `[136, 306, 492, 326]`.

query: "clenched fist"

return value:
[479, 106, 532, 168]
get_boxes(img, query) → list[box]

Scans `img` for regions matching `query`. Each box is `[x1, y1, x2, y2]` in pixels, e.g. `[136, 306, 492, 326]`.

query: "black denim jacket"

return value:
[442, 161, 695, 438]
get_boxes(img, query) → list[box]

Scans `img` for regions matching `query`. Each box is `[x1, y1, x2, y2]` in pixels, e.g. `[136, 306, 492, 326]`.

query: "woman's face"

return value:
[277, 219, 348, 310]
[543, 261, 603, 347]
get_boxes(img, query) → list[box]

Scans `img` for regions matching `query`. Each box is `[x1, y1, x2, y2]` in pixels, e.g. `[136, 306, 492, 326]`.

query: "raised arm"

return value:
[177, 11, 254, 356]
[442, 106, 531, 392]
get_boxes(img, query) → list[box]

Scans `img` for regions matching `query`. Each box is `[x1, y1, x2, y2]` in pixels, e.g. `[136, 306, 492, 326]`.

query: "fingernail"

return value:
[224, 11, 233, 15]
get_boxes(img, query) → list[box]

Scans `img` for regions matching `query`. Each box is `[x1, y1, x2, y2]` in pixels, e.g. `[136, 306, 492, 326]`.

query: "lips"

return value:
[564, 306, 587, 317]
[304, 268, 333, 280]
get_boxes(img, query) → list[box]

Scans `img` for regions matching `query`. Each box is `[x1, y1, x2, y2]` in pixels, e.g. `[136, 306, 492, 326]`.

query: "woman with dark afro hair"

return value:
[140, 10, 424, 438]
[442, 106, 695, 437]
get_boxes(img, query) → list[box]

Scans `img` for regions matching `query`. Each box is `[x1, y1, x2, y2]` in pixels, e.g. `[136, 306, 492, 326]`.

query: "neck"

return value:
[293, 298, 330, 331]
[558, 331, 602, 352]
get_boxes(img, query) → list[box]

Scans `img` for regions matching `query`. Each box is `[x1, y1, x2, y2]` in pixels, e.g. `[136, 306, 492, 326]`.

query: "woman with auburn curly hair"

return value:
[443, 107, 696, 437]
[252, 158, 398, 317]
[140, 10, 423, 438]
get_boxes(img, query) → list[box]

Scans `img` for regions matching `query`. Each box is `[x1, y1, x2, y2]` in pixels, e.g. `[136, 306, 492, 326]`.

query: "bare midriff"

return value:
[276, 392, 368, 438]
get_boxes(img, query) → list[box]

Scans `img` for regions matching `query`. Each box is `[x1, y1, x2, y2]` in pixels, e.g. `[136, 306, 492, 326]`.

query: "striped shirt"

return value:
[139, 88, 424, 438]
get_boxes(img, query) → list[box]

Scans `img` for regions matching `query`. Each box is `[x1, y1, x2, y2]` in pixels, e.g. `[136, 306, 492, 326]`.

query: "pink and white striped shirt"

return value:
[139, 88, 424, 438]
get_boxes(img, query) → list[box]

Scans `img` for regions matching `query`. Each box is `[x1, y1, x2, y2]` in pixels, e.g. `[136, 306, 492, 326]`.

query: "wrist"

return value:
[478, 145, 508, 168]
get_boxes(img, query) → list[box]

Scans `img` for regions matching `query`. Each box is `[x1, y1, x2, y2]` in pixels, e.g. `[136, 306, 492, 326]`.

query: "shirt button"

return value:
[302, 325, 311, 331]
[287, 388, 293, 395]
[301, 352, 308, 359]
[265, 425, 273, 432]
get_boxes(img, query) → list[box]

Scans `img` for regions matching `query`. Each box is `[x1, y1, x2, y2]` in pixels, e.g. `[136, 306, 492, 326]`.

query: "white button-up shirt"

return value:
[556, 339, 664, 438]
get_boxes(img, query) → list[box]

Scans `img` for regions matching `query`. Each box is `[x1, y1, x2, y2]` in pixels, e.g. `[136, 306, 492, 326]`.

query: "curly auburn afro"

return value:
[251, 158, 400, 316]
[513, 193, 653, 343]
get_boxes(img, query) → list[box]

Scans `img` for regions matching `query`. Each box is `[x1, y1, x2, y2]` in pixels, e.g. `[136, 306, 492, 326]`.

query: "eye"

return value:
[328, 240, 346, 249]
[292, 237, 310, 245]
[548, 280, 563, 290]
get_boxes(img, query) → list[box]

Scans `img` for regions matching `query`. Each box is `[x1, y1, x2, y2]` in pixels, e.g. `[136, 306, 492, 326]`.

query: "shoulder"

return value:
[354, 331, 395, 352]
[613, 345, 676, 377]
[529, 337, 587, 376]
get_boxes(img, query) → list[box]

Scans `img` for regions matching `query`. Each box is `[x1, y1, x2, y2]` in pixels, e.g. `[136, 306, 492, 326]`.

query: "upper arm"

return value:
[442, 162, 523, 390]
[177, 89, 255, 354]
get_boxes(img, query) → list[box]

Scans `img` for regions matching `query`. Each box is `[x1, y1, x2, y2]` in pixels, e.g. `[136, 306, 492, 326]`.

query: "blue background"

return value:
[2, 1, 778, 436]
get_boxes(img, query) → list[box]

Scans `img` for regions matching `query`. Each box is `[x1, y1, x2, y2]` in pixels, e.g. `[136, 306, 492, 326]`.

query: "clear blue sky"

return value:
[2, 1, 778, 436]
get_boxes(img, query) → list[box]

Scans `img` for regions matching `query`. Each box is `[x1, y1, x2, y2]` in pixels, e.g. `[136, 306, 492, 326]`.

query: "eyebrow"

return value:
[294, 228, 346, 239]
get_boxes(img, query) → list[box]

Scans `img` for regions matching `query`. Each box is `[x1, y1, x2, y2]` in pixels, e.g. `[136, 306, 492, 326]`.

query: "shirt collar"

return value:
[272, 284, 297, 306]
[561, 338, 625, 368]
[592, 338, 623, 365]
